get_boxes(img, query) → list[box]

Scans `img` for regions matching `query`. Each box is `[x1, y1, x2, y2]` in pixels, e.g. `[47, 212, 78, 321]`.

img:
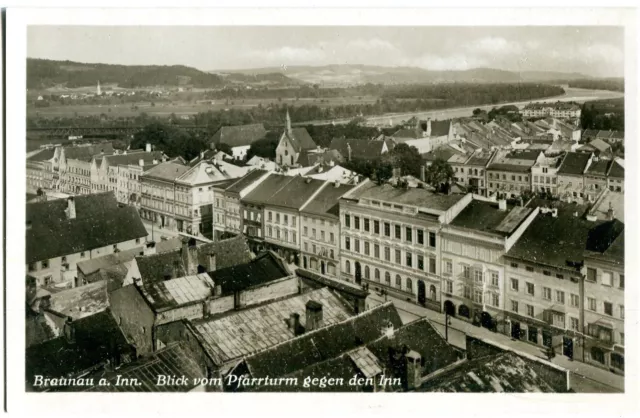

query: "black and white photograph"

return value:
[3, 5, 639, 416]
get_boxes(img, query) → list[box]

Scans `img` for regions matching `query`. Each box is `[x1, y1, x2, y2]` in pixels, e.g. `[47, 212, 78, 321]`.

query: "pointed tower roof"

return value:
[285, 110, 292, 136]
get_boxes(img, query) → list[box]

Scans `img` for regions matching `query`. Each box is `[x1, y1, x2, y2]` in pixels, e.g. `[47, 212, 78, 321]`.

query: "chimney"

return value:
[200, 151, 205, 160]
[66, 197, 76, 219]
[63, 317, 75, 344]
[181, 237, 199, 275]
[607, 202, 615, 220]
[26, 220, 32, 230]
[213, 284, 222, 297]
[498, 199, 507, 211]
[426, 119, 432, 137]
[146, 143, 152, 152]
[405, 350, 423, 391]
[384, 321, 395, 339]
[139, 159, 144, 167]
[289, 313, 302, 336]
[334, 180, 340, 188]
[305, 300, 323, 332]
[144, 241, 156, 256]
[420, 165, 426, 182]
[347, 143, 352, 162]
[152, 159, 159, 164]
[208, 254, 217, 272]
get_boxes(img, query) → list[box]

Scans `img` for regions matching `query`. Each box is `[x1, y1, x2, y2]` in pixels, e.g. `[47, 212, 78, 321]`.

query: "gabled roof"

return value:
[450, 200, 532, 237]
[588, 138, 612, 153]
[242, 174, 294, 205]
[265, 176, 326, 210]
[142, 162, 190, 182]
[26, 193, 147, 264]
[282, 127, 316, 152]
[607, 159, 624, 178]
[47, 280, 109, 319]
[103, 151, 166, 167]
[140, 273, 215, 312]
[557, 152, 591, 175]
[225, 169, 268, 195]
[211, 124, 267, 148]
[62, 143, 115, 162]
[585, 159, 610, 176]
[350, 181, 465, 213]
[329, 137, 387, 160]
[301, 182, 355, 219]
[430, 120, 452, 137]
[27, 148, 56, 162]
[209, 251, 290, 294]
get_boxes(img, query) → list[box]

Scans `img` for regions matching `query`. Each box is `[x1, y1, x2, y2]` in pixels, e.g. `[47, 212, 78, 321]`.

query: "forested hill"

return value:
[568, 78, 624, 92]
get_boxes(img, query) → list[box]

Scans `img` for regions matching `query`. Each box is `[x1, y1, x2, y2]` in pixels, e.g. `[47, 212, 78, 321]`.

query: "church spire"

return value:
[285, 109, 292, 135]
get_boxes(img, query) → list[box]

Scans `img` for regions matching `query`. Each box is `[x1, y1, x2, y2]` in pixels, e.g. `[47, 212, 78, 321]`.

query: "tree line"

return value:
[568, 78, 624, 92]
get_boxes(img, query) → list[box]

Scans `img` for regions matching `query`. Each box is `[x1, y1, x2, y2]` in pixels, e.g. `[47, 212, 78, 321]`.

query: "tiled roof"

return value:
[63, 143, 115, 161]
[283, 128, 316, 152]
[266, 176, 326, 210]
[557, 152, 591, 175]
[583, 129, 599, 138]
[191, 287, 354, 366]
[430, 120, 452, 137]
[104, 151, 166, 167]
[348, 347, 384, 378]
[586, 159, 610, 176]
[140, 273, 215, 312]
[392, 128, 421, 140]
[135, 251, 186, 282]
[450, 200, 532, 236]
[243, 303, 401, 380]
[211, 124, 267, 148]
[242, 174, 294, 205]
[27, 148, 55, 161]
[487, 163, 531, 173]
[585, 219, 624, 256]
[85, 342, 205, 392]
[607, 159, 624, 178]
[47, 280, 109, 319]
[142, 162, 190, 182]
[422, 147, 459, 162]
[26, 192, 147, 264]
[588, 138, 612, 152]
[329, 137, 387, 160]
[301, 182, 354, 219]
[225, 169, 268, 194]
[26, 310, 130, 387]
[210, 251, 290, 295]
[427, 352, 557, 392]
[350, 181, 466, 213]
[76, 247, 143, 277]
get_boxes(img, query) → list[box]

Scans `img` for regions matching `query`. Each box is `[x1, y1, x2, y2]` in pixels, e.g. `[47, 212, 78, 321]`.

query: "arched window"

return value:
[430, 284, 437, 300]
[395, 274, 402, 287]
[374, 269, 380, 281]
[364, 266, 370, 279]
[385, 272, 391, 284]
[285, 150, 289, 156]
[406, 278, 412, 292]
[345, 260, 351, 274]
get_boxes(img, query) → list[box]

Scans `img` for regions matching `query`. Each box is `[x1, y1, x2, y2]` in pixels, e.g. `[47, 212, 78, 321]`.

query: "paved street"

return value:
[367, 293, 624, 393]
[141, 219, 181, 241]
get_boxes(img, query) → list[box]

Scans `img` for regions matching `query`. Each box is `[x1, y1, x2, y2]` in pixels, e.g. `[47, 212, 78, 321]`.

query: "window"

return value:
[395, 275, 401, 287]
[570, 294, 580, 308]
[525, 266, 534, 272]
[364, 218, 370, 232]
[374, 220, 380, 234]
[395, 224, 401, 239]
[619, 274, 624, 289]
[312, 228, 316, 238]
[395, 249, 401, 264]
[354, 216, 360, 230]
[556, 273, 564, 279]
[555, 291, 565, 304]
[541, 270, 550, 276]
[511, 300, 519, 313]
[276, 229, 281, 240]
[417, 255, 424, 270]
[405, 227, 412, 243]
[490, 271, 499, 286]
[384, 247, 390, 262]
[526, 282, 534, 296]
[510, 278, 519, 291]
[330, 249, 334, 259]
[511, 262, 518, 269]
[354, 239, 360, 253]
[429, 232, 436, 248]
[463, 286, 471, 299]
[374, 269, 380, 281]
[473, 270, 483, 284]
[586, 267, 597, 282]
[543, 287, 552, 300]
[283, 214, 288, 225]
[293, 234, 296, 244]
[491, 293, 500, 307]
[417, 229, 424, 245]
[304, 242, 308, 251]
[385, 272, 391, 284]
[344, 214, 351, 228]
[364, 242, 370, 256]
[406, 278, 413, 292]
[601, 271, 613, 286]
[463, 265, 471, 279]
[292, 216, 296, 227]
[364, 266, 370, 280]
[445, 260, 453, 275]
[41, 259, 49, 269]
[28, 263, 36, 272]
[312, 244, 316, 254]
[429, 257, 436, 274]
[604, 302, 613, 316]
[384, 222, 391, 236]
[569, 317, 580, 331]
[619, 305, 625, 319]
[473, 290, 483, 304]
[526, 304, 535, 317]
[345, 237, 351, 251]
[276, 213, 280, 223]
[406, 252, 412, 268]
[587, 297, 596, 311]
[303, 226, 308, 236]
[374, 244, 380, 259]
[345, 260, 351, 274]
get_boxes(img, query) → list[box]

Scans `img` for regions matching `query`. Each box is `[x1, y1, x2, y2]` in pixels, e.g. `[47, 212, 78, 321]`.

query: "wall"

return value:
[155, 321, 216, 378]
[109, 284, 156, 355]
[239, 276, 299, 308]
[208, 295, 235, 315]
[300, 213, 340, 277]
[264, 207, 300, 251]
[156, 303, 205, 326]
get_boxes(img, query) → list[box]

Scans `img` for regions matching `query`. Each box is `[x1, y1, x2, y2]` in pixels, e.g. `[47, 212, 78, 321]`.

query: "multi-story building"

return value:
[209, 123, 267, 161]
[299, 181, 354, 277]
[26, 192, 147, 287]
[486, 150, 541, 199]
[339, 179, 472, 311]
[275, 111, 316, 167]
[521, 102, 581, 119]
[582, 219, 625, 374]
[59, 143, 115, 195]
[26, 148, 56, 193]
[583, 158, 613, 201]
[556, 152, 593, 203]
[213, 170, 270, 241]
[441, 198, 539, 330]
[140, 160, 251, 239]
[261, 176, 326, 264]
[531, 154, 563, 196]
[449, 150, 493, 196]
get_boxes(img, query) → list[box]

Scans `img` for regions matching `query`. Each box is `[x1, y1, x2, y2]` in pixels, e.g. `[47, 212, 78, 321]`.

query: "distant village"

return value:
[25, 95, 625, 393]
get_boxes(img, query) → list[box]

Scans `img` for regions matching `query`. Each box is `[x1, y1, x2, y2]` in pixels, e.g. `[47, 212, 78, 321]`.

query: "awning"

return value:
[549, 304, 566, 314]
[593, 318, 614, 330]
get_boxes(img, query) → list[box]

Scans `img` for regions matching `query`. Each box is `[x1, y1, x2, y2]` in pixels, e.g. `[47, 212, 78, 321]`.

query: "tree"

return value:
[246, 134, 280, 160]
[373, 161, 393, 185]
[386, 143, 422, 178]
[425, 158, 454, 192]
[214, 142, 233, 156]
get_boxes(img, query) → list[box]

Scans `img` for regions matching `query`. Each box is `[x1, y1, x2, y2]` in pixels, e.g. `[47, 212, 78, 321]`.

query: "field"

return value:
[28, 95, 381, 118]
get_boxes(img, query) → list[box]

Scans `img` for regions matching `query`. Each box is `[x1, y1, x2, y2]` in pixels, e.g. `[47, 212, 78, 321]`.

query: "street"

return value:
[367, 292, 624, 393]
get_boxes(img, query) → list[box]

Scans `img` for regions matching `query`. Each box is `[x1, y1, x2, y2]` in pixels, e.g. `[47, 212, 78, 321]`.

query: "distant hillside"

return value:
[216, 72, 305, 86]
[568, 78, 624, 92]
[27, 58, 228, 90]
[215, 64, 592, 86]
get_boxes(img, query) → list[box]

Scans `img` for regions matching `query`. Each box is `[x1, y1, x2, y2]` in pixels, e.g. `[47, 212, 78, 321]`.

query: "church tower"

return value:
[285, 110, 292, 136]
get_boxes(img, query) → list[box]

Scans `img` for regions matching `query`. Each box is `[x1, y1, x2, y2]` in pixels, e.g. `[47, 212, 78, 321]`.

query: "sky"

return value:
[27, 26, 625, 77]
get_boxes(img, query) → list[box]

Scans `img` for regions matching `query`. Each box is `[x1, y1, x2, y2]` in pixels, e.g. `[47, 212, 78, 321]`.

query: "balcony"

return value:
[587, 319, 617, 347]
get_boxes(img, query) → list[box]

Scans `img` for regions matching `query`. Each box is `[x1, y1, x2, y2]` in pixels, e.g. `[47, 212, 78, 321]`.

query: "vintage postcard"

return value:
[3, 5, 638, 418]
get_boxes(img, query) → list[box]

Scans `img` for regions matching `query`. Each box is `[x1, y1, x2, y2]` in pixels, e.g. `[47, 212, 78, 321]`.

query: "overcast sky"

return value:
[28, 26, 624, 77]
